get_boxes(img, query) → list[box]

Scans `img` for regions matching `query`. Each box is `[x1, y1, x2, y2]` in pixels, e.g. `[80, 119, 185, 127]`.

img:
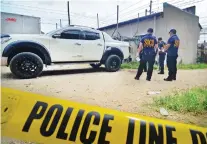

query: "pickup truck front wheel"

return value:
[10, 52, 43, 79]
[105, 55, 121, 72]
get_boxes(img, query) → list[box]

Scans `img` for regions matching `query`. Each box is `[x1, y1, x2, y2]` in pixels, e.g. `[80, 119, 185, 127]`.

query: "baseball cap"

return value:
[169, 29, 176, 34]
[147, 28, 153, 33]
[158, 37, 162, 41]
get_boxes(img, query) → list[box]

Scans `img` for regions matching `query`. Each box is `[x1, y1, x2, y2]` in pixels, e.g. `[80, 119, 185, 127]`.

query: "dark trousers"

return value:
[136, 55, 155, 80]
[159, 54, 165, 72]
[167, 55, 178, 79]
[140, 53, 147, 72]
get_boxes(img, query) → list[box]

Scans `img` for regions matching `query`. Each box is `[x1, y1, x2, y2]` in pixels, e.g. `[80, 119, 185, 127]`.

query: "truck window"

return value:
[84, 31, 100, 40]
[61, 30, 84, 40]
[103, 32, 113, 41]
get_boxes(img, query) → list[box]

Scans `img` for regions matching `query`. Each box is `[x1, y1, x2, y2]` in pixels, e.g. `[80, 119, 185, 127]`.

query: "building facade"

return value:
[1, 12, 41, 34]
[99, 3, 201, 64]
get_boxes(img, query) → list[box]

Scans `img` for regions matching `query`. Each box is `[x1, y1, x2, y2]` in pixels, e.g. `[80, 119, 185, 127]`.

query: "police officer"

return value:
[164, 29, 180, 81]
[139, 49, 147, 72]
[135, 28, 158, 81]
[158, 37, 166, 74]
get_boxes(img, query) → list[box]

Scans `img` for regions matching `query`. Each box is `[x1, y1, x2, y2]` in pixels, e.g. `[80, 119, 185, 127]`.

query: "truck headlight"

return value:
[1, 37, 12, 44]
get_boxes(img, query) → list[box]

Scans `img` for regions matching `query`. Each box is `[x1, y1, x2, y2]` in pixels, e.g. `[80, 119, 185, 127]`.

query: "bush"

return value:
[153, 86, 207, 114]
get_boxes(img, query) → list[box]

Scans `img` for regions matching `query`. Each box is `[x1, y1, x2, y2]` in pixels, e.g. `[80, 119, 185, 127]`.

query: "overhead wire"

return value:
[1, 0, 206, 28]
[1, 2, 110, 26]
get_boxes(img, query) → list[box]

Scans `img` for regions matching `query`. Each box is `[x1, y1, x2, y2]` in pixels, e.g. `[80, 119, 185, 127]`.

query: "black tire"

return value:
[10, 52, 43, 79]
[105, 55, 121, 72]
[90, 63, 101, 69]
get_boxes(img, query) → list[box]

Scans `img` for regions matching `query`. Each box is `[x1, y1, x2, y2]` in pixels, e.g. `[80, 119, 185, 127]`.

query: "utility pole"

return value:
[56, 23, 58, 29]
[67, 1, 70, 25]
[145, 9, 148, 16]
[149, 0, 152, 14]
[60, 19, 62, 27]
[97, 13, 99, 29]
[137, 13, 140, 35]
[116, 5, 119, 36]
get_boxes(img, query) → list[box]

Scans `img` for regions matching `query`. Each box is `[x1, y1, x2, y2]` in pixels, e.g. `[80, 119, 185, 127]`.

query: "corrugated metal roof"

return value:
[98, 12, 162, 30]
[98, 4, 202, 31]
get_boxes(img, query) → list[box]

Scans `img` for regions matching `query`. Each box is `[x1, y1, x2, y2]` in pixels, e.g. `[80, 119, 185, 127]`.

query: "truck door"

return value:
[49, 29, 84, 62]
[81, 30, 105, 61]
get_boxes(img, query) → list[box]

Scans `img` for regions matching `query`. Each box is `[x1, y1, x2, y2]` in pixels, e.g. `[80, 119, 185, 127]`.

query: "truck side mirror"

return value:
[52, 34, 60, 38]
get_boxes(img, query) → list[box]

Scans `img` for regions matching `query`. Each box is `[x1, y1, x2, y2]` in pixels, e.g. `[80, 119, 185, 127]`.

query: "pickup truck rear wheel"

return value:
[105, 55, 121, 72]
[10, 52, 43, 79]
[90, 63, 101, 69]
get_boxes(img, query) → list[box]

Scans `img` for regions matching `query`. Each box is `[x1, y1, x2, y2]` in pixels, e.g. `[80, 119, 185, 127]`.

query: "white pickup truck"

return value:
[1, 25, 130, 79]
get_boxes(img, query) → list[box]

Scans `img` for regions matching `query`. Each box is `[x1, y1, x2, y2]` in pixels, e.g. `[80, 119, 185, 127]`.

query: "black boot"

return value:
[134, 77, 139, 80]
[158, 71, 164, 74]
[158, 67, 164, 74]
[164, 75, 172, 81]
[172, 74, 176, 80]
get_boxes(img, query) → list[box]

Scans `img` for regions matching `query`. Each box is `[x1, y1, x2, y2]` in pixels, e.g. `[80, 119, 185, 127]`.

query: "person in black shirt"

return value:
[158, 37, 166, 74]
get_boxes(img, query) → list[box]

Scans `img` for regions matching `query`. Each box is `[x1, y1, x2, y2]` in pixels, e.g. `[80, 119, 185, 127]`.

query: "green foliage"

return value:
[153, 87, 207, 114]
[121, 62, 207, 70]
[121, 62, 158, 70]
[177, 63, 207, 70]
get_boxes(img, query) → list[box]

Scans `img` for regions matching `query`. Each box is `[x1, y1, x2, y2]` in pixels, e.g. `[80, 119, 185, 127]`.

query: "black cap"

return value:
[169, 29, 176, 34]
[147, 28, 153, 33]
[158, 37, 162, 41]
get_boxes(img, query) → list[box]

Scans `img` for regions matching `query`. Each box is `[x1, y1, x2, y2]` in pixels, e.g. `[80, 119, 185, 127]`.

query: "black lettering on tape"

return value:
[139, 120, 147, 144]
[40, 104, 63, 137]
[22, 101, 48, 132]
[190, 129, 207, 144]
[166, 126, 177, 144]
[126, 119, 147, 144]
[56, 107, 74, 140]
[98, 114, 114, 144]
[126, 118, 135, 144]
[69, 109, 85, 141]
[149, 123, 163, 144]
[80, 111, 100, 143]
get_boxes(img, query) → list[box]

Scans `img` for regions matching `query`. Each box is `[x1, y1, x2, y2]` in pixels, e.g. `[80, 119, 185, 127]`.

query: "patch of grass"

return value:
[177, 63, 207, 70]
[121, 62, 158, 70]
[153, 86, 207, 114]
[121, 62, 207, 70]
[121, 62, 139, 69]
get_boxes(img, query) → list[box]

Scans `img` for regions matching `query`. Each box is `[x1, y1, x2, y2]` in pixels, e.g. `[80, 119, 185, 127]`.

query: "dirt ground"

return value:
[1, 64, 207, 128]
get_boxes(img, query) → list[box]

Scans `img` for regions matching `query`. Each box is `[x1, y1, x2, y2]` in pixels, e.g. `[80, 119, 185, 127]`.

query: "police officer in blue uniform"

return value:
[164, 29, 180, 81]
[158, 37, 166, 74]
[135, 28, 158, 81]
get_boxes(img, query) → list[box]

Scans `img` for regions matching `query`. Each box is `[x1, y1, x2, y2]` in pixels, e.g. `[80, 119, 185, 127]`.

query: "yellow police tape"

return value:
[1, 87, 207, 144]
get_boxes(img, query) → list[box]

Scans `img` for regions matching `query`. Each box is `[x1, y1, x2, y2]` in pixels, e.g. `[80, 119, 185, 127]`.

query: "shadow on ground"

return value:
[1, 68, 107, 79]
[41, 67, 107, 76]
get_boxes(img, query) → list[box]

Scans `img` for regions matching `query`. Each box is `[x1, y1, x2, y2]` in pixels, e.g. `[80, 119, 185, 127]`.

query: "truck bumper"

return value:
[1, 57, 8, 66]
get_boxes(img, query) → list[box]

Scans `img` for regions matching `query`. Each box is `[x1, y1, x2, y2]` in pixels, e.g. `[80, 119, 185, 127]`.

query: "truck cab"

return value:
[1, 25, 130, 79]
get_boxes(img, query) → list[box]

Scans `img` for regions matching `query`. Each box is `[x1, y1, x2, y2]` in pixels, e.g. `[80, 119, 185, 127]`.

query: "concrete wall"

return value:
[1, 12, 41, 34]
[103, 16, 160, 38]
[163, 3, 200, 64]
[101, 3, 200, 64]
